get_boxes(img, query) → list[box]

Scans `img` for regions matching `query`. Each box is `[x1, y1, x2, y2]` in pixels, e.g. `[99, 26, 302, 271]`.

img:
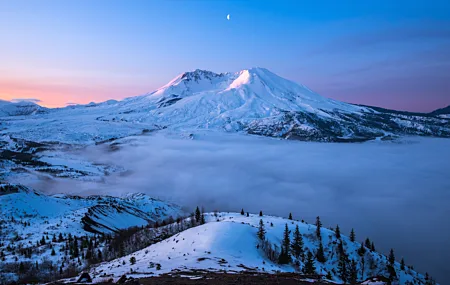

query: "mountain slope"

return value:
[0, 184, 184, 284]
[0, 100, 45, 116]
[0, 184, 182, 236]
[1, 68, 450, 144]
[430, 105, 450, 117]
[90, 212, 432, 285]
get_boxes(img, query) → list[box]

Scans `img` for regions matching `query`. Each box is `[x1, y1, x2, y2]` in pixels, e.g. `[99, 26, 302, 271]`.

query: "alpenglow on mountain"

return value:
[1, 67, 450, 143]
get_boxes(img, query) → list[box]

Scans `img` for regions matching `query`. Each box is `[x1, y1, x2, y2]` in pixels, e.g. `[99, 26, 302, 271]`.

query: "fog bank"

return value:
[38, 133, 450, 282]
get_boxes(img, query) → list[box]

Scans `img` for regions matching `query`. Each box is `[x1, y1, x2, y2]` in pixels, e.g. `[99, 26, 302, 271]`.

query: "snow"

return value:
[0, 99, 44, 116]
[0, 68, 370, 144]
[1, 68, 448, 145]
[90, 212, 429, 284]
[0, 185, 183, 265]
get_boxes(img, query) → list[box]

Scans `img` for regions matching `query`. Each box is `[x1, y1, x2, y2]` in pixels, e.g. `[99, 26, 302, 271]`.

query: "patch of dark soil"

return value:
[0, 150, 49, 166]
[137, 272, 331, 285]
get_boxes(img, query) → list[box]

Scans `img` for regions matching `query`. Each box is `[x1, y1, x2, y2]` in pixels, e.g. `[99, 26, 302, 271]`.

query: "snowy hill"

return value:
[0, 184, 182, 236]
[90, 213, 432, 285]
[0, 187, 437, 284]
[1, 68, 449, 144]
[0, 100, 45, 116]
[0, 184, 184, 283]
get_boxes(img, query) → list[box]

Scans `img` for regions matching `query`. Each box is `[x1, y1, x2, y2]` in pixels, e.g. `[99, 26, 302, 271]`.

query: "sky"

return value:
[0, 0, 449, 111]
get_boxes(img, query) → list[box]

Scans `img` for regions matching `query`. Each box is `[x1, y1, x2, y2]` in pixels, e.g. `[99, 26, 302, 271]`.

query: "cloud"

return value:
[25, 134, 450, 283]
[10, 98, 42, 103]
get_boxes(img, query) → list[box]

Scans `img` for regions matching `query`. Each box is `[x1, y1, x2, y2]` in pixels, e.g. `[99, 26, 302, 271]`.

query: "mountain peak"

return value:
[179, 69, 224, 82]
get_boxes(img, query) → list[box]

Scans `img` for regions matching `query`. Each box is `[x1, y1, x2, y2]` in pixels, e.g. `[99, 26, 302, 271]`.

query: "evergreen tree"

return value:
[259, 211, 263, 217]
[303, 251, 316, 274]
[257, 219, 266, 241]
[40, 235, 46, 245]
[51, 248, 56, 256]
[316, 242, 326, 263]
[130, 256, 136, 265]
[365, 238, 371, 249]
[350, 228, 355, 242]
[400, 258, 405, 270]
[288, 213, 293, 220]
[73, 237, 79, 258]
[338, 241, 349, 284]
[291, 225, 304, 260]
[278, 223, 291, 264]
[387, 264, 397, 283]
[349, 259, 358, 285]
[338, 241, 345, 256]
[371, 242, 375, 252]
[358, 242, 366, 256]
[315, 216, 322, 239]
[240, 208, 244, 215]
[58, 233, 63, 242]
[278, 248, 289, 264]
[246, 212, 249, 217]
[338, 255, 349, 284]
[335, 224, 341, 239]
[195, 207, 201, 223]
[200, 209, 206, 225]
[35, 261, 39, 270]
[282, 224, 290, 255]
[388, 248, 395, 265]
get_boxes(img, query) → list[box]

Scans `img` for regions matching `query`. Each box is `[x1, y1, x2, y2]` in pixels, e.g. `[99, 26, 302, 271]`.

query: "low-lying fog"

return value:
[35, 133, 450, 282]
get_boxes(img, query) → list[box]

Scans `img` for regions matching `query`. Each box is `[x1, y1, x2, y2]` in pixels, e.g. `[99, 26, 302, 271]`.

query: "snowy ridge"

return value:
[0, 184, 182, 236]
[0, 100, 45, 116]
[90, 212, 432, 285]
[0, 184, 183, 283]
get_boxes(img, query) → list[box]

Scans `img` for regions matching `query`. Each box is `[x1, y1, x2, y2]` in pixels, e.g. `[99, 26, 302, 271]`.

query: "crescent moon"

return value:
[227, 14, 230, 20]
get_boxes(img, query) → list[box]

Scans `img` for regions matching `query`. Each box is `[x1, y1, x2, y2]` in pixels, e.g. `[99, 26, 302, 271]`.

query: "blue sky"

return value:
[0, 0, 449, 111]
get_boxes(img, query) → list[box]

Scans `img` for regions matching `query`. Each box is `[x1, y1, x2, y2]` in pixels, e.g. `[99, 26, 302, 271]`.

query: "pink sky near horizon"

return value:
[0, 75, 446, 112]
[0, 77, 156, 108]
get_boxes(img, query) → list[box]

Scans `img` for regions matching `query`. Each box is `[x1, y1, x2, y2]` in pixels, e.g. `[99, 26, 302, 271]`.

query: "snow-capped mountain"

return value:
[1, 68, 449, 144]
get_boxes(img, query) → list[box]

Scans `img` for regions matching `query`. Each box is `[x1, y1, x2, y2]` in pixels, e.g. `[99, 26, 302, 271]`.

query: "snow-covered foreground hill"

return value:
[1, 68, 449, 144]
[0, 184, 440, 284]
[90, 213, 431, 285]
